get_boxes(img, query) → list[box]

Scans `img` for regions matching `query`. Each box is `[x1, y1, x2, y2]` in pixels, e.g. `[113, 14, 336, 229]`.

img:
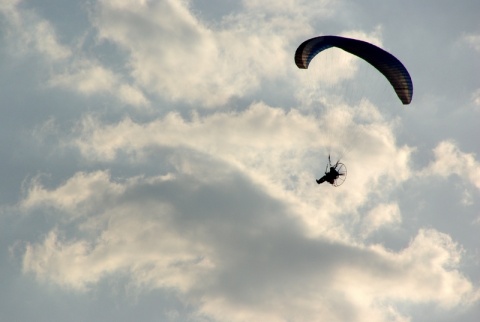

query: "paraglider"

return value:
[295, 36, 413, 187]
[316, 155, 347, 186]
[295, 35, 413, 187]
[295, 35, 413, 104]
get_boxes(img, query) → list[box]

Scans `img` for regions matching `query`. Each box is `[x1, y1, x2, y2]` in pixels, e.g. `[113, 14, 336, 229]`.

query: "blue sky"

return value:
[0, 1, 479, 321]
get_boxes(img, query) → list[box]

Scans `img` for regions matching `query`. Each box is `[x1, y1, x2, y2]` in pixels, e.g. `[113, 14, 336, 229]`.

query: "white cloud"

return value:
[50, 60, 118, 94]
[48, 59, 150, 107]
[0, 0, 390, 110]
[20, 171, 125, 217]
[243, 0, 335, 17]
[32, 20, 72, 61]
[65, 101, 413, 240]
[3, 1, 479, 321]
[19, 165, 479, 321]
[422, 140, 480, 189]
[0, 0, 71, 61]
[92, 0, 316, 107]
[0, 0, 149, 108]
[464, 34, 480, 111]
[361, 203, 401, 238]
[20, 170, 208, 293]
[368, 229, 478, 308]
[464, 33, 480, 52]
[472, 89, 480, 106]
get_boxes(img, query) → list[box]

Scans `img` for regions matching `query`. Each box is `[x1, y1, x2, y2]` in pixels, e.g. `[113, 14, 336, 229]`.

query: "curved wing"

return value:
[295, 36, 413, 105]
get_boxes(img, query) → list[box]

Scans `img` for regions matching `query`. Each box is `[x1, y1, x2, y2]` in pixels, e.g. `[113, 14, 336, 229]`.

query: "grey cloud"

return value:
[15, 150, 477, 321]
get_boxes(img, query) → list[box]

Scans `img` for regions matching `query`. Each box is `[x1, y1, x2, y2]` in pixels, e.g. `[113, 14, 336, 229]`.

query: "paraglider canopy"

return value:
[295, 35, 413, 105]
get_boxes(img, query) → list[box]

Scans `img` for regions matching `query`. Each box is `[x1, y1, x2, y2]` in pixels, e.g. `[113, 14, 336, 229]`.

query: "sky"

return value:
[0, 0, 479, 321]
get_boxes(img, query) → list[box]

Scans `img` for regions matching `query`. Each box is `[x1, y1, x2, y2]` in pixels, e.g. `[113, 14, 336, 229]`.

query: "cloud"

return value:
[0, 0, 71, 61]
[22, 95, 477, 321]
[18, 163, 479, 322]
[62, 101, 413, 240]
[0, 0, 390, 110]
[20, 171, 126, 217]
[0, 0, 149, 108]
[92, 0, 318, 107]
[361, 203, 401, 238]
[243, 0, 335, 17]
[464, 33, 480, 52]
[3, 1, 479, 321]
[472, 89, 480, 107]
[48, 59, 150, 107]
[422, 140, 480, 189]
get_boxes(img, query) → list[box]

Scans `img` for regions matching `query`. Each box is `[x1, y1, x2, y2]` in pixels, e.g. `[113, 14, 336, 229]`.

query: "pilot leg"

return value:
[316, 176, 326, 184]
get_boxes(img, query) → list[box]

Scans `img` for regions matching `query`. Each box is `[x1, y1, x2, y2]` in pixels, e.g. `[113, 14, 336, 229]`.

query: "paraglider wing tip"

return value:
[294, 45, 309, 69]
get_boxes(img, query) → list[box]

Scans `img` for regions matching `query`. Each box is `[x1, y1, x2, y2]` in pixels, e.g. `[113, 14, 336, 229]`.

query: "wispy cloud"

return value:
[422, 140, 480, 189]
[0, 0, 149, 108]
